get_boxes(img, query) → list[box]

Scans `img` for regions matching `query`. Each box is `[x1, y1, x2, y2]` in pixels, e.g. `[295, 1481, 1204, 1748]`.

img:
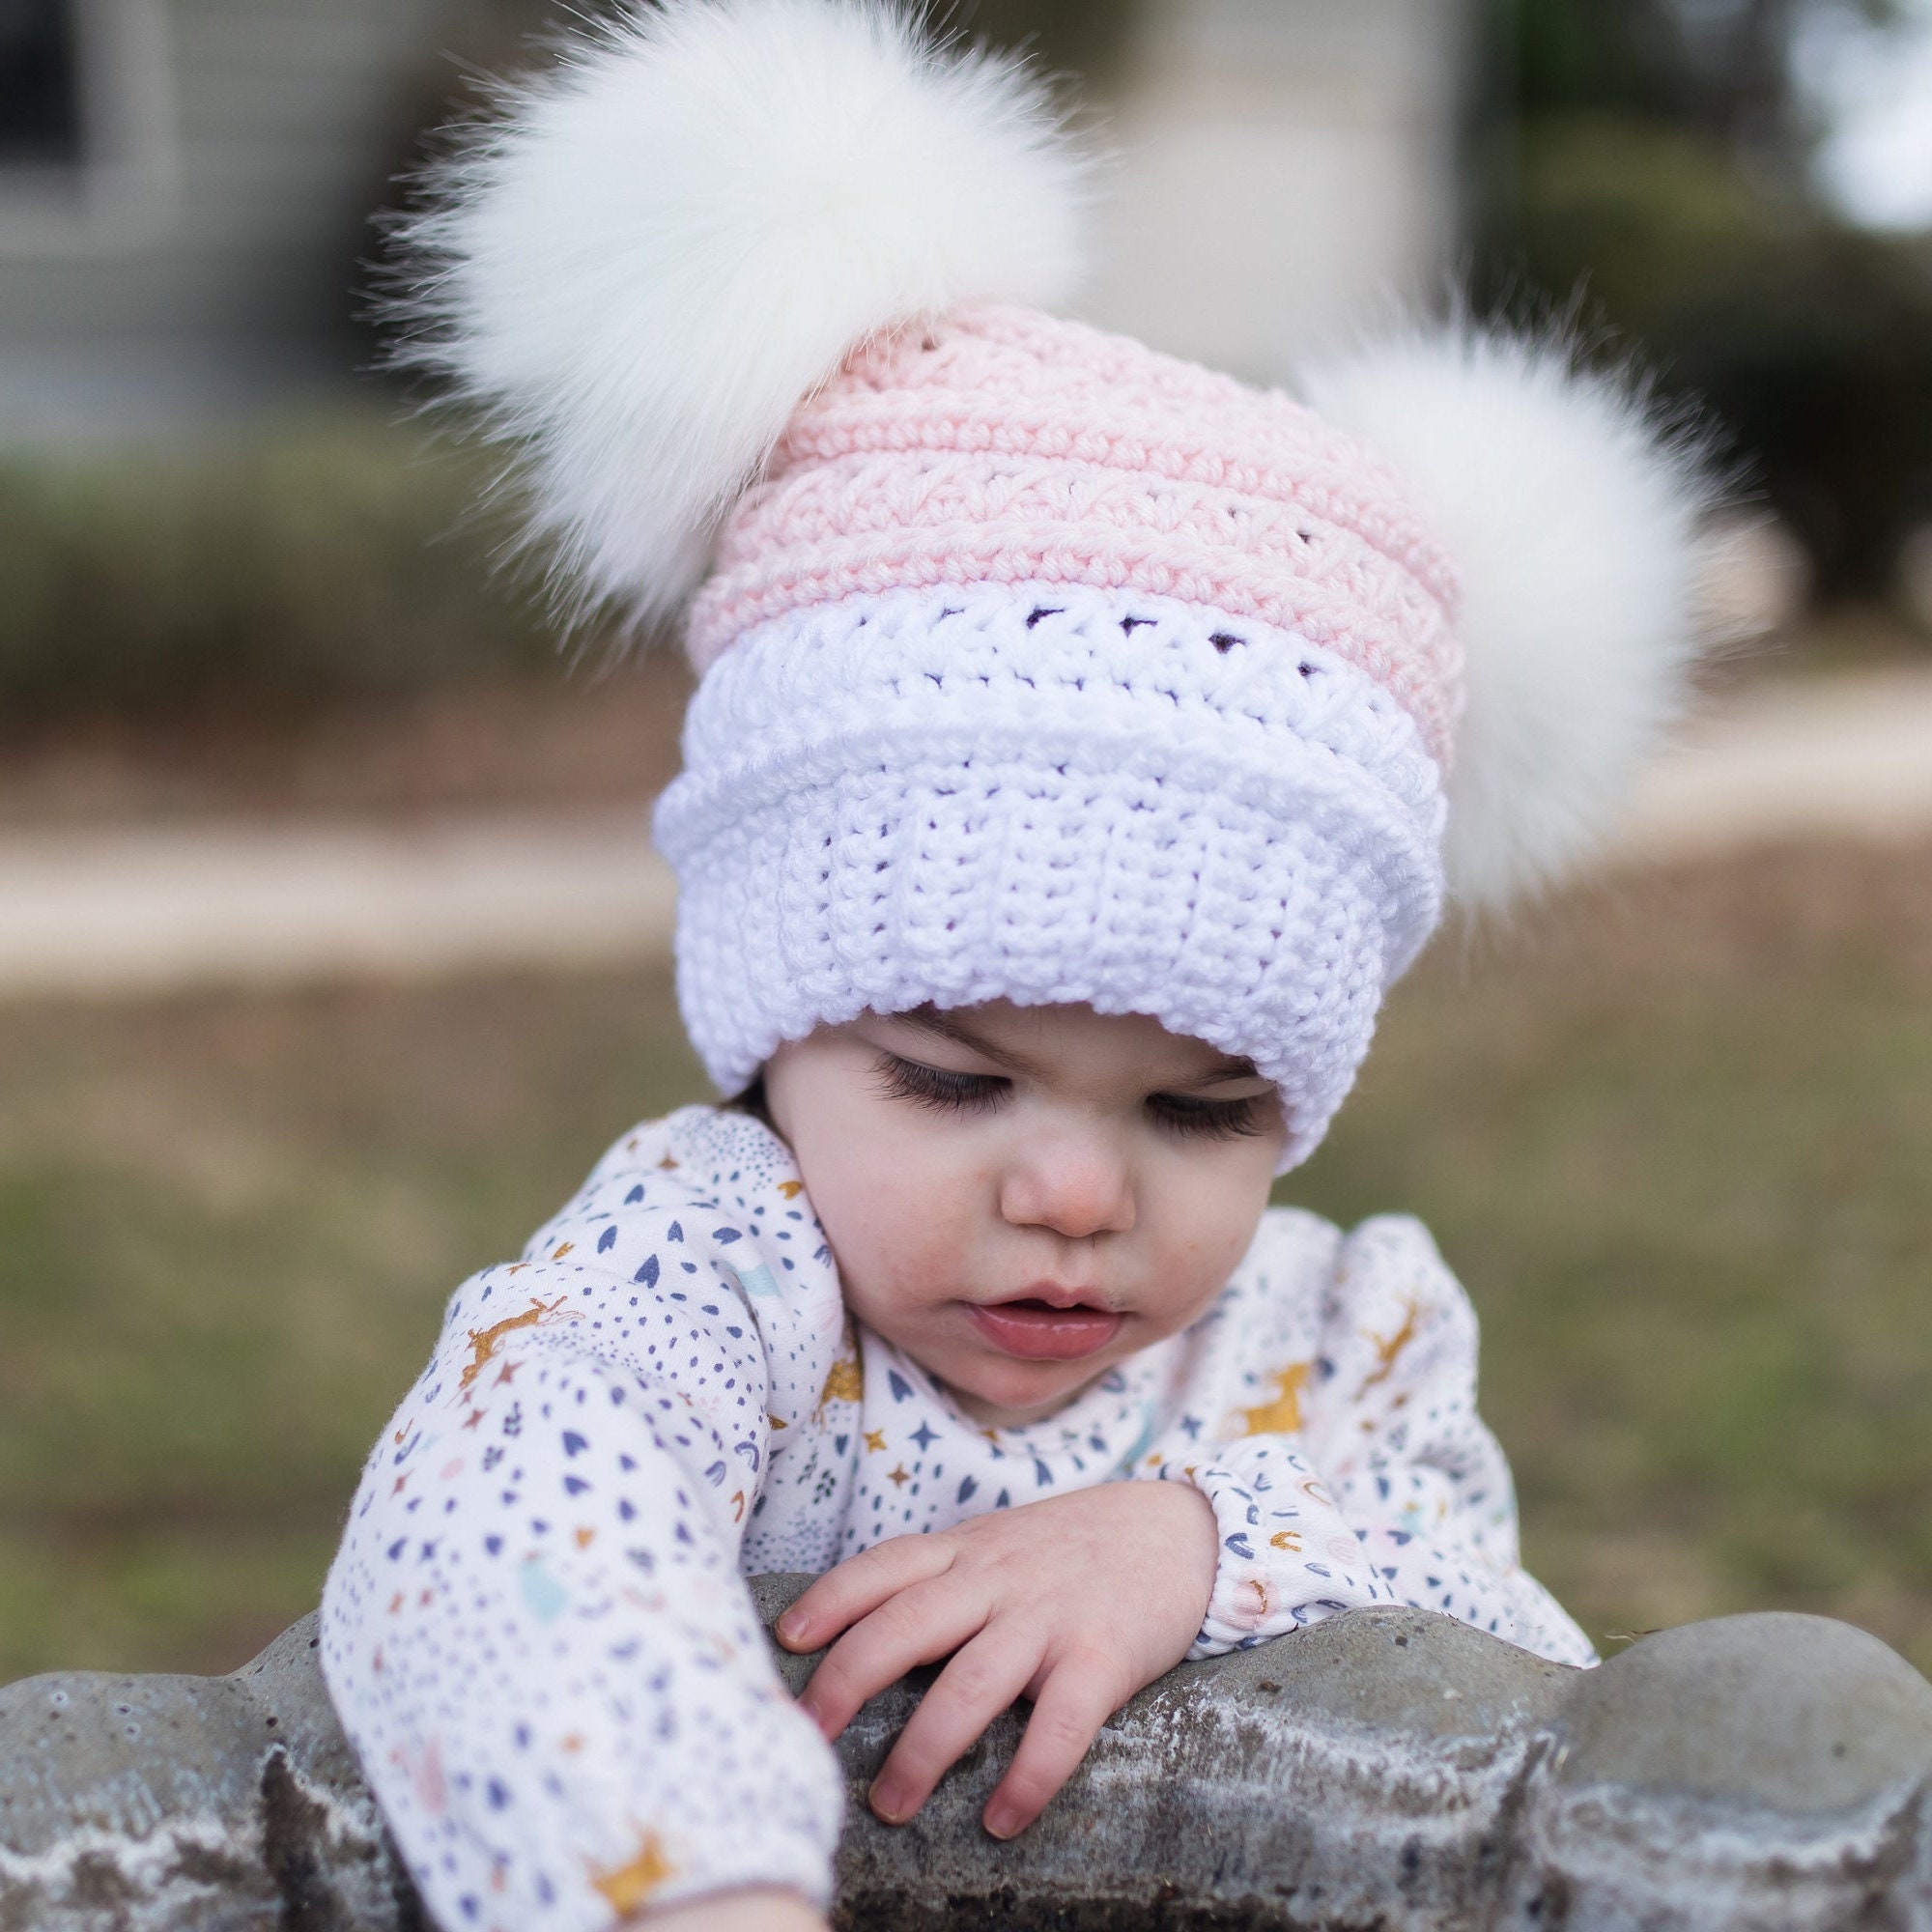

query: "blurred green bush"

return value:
[1482, 114, 1932, 599]
[0, 415, 567, 724]
[1472, 0, 1932, 604]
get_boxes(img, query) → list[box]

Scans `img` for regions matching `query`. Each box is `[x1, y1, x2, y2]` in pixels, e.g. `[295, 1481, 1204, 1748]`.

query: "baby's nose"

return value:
[997, 1136, 1136, 1239]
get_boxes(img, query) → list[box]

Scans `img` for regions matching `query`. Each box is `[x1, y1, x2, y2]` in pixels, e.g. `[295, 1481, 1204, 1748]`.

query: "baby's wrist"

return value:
[1127, 1471, 1222, 1626]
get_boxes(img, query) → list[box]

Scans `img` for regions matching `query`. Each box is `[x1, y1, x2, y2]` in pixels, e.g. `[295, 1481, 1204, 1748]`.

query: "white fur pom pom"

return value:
[1301, 328, 1719, 909]
[395, 0, 1087, 628]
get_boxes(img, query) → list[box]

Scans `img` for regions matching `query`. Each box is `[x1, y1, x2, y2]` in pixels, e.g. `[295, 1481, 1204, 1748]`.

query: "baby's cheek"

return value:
[1145, 1169, 1273, 1322]
[867, 1230, 975, 1332]
[816, 1145, 981, 1317]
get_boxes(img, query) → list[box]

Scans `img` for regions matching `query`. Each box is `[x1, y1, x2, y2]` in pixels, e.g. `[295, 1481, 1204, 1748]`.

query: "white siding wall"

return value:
[0, 0, 1473, 438]
[0, 0, 498, 437]
[1081, 0, 1470, 382]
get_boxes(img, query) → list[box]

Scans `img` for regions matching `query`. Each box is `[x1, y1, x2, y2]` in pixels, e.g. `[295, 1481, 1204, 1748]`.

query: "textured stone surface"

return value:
[4, 1582, 1931, 1930]
[1552, 1612, 1932, 1810]
[0, 1617, 419, 1932]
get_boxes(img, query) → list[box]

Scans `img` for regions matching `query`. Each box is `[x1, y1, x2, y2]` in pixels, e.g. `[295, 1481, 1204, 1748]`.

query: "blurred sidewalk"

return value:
[1610, 664, 1932, 864]
[0, 815, 676, 995]
[0, 666, 1928, 998]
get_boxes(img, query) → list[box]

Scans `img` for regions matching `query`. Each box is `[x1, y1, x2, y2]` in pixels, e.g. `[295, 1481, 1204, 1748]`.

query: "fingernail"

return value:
[983, 1803, 1022, 1840]
[777, 1610, 808, 1643]
[868, 1778, 910, 1824]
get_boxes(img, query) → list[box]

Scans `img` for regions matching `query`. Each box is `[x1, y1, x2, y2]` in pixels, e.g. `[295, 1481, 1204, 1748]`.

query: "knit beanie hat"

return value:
[397, 0, 1715, 1166]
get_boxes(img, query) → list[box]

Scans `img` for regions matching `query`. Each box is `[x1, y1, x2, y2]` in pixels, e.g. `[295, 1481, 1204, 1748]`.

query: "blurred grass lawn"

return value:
[2, 838, 1928, 1685]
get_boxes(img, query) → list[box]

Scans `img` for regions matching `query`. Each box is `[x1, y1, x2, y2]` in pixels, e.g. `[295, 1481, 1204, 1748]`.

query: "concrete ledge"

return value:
[4, 1582, 1931, 1930]
[0, 1616, 418, 1932]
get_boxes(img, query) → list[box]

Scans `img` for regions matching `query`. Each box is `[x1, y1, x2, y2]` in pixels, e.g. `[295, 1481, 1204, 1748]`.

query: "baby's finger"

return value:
[867, 1629, 1043, 1826]
[778, 1533, 954, 1653]
[797, 1577, 989, 1740]
[981, 1649, 1124, 1840]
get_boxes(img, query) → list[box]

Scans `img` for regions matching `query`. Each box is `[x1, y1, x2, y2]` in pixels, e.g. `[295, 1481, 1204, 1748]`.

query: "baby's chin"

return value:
[920, 1341, 1124, 1432]
[936, 1372, 1098, 1431]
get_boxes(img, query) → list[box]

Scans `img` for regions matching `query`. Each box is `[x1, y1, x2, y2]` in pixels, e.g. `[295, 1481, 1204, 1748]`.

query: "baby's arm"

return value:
[1174, 1214, 1596, 1665]
[320, 1125, 844, 1930]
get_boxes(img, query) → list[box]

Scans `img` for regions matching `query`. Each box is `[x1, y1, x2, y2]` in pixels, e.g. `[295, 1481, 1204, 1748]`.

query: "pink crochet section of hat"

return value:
[688, 305, 1467, 768]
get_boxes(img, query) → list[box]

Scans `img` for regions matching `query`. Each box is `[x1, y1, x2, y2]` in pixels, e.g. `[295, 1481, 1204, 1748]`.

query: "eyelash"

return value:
[1145, 1093, 1275, 1142]
[873, 1054, 1274, 1141]
[874, 1054, 1008, 1118]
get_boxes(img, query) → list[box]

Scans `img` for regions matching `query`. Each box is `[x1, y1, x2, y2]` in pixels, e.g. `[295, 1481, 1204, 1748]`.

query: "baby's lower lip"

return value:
[965, 1299, 1123, 1362]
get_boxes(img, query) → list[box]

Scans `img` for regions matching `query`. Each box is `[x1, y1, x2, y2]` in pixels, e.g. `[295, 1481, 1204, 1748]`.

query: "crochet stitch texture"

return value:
[655, 578, 1445, 1164]
[691, 306, 1467, 772]
[662, 307, 1476, 1150]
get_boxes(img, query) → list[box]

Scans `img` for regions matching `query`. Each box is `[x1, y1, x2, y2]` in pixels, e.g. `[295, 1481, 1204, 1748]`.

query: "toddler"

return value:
[321, 4, 1715, 1928]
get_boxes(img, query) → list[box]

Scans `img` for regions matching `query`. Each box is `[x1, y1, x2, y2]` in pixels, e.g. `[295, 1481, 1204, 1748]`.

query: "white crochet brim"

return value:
[653, 582, 1447, 1167]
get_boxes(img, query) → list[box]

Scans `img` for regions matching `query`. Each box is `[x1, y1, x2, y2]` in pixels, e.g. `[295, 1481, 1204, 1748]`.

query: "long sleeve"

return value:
[1158, 1213, 1596, 1666]
[320, 1117, 846, 1932]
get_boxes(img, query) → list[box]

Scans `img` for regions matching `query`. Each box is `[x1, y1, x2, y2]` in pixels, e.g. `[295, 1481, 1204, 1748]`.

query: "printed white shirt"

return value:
[321, 1105, 1593, 1932]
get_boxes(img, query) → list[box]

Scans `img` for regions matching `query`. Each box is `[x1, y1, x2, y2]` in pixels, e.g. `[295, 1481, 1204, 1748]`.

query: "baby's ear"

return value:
[1300, 325, 1724, 911]
[384, 0, 1090, 640]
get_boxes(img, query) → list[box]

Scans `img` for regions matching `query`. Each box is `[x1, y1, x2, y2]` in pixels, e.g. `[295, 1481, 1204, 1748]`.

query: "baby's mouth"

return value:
[965, 1293, 1123, 1363]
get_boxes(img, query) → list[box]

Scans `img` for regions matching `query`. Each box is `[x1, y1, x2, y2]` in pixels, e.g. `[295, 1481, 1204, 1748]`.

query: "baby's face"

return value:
[763, 1002, 1288, 1428]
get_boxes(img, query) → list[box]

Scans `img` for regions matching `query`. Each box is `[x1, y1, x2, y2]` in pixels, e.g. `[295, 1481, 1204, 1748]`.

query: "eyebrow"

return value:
[1194, 1052, 1264, 1084]
[891, 1008, 1040, 1076]
[889, 1009, 1263, 1087]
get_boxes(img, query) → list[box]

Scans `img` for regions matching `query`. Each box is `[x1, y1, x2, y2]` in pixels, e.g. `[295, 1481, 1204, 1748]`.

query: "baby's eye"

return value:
[1146, 1092, 1275, 1141]
[874, 1053, 1010, 1117]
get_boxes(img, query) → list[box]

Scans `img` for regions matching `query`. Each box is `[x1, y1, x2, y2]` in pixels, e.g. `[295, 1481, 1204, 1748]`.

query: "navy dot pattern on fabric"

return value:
[320, 1105, 1594, 1932]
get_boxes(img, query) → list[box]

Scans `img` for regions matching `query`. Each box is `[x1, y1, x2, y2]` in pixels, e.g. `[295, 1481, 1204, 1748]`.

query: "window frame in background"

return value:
[0, 0, 176, 253]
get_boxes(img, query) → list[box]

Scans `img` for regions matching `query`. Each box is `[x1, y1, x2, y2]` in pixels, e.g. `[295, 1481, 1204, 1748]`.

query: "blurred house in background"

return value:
[6, 0, 1929, 724]
[0, 0, 1470, 442]
[0, 0, 526, 440]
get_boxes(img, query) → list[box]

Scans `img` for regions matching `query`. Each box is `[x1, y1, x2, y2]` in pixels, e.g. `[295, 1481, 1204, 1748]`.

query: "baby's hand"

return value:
[776, 1480, 1218, 1838]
